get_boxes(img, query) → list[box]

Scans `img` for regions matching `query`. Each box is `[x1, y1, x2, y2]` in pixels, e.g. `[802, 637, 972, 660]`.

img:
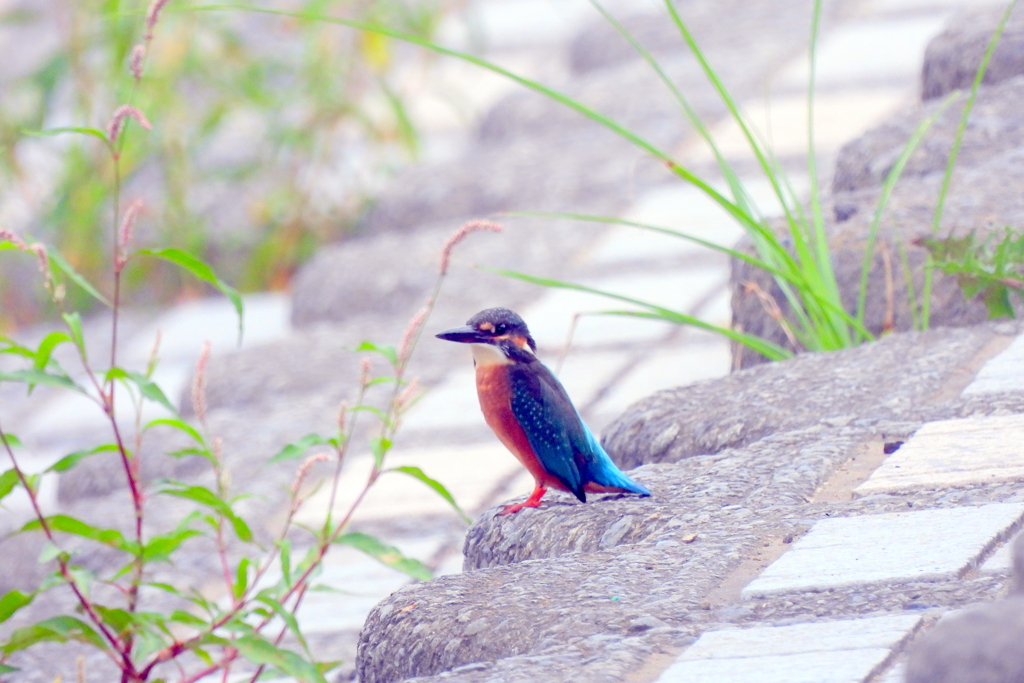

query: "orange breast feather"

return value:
[475, 364, 567, 491]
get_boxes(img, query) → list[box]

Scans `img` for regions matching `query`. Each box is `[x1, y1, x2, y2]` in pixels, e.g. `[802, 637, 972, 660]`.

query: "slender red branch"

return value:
[0, 423, 128, 668]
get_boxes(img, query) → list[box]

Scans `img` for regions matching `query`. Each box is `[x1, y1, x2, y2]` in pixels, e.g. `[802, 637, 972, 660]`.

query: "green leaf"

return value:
[355, 341, 397, 365]
[278, 539, 292, 587]
[233, 634, 327, 683]
[141, 528, 203, 564]
[38, 542, 64, 563]
[106, 367, 177, 414]
[138, 248, 244, 345]
[22, 515, 134, 553]
[0, 664, 18, 673]
[351, 405, 392, 426]
[0, 433, 22, 448]
[0, 368, 86, 394]
[316, 660, 344, 676]
[0, 469, 21, 505]
[32, 331, 72, 372]
[0, 336, 35, 359]
[254, 593, 311, 657]
[168, 609, 206, 627]
[46, 444, 119, 473]
[144, 417, 208, 450]
[269, 433, 335, 464]
[93, 605, 132, 636]
[22, 126, 109, 143]
[389, 466, 470, 523]
[62, 313, 86, 356]
[157, 484, 253, 543]
[46, 247, 112, 308]
[1, 615, 107, 654]
[234, 557, 251, 600]
[0, 590, 35, 624]
[334, 532, 431, 581]
[370, 437, 392, 468]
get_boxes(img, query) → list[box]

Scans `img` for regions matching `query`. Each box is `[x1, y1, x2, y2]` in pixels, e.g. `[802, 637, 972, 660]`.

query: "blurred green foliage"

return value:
[921, 228, 1024, 319]
[0, 0, 441, 329]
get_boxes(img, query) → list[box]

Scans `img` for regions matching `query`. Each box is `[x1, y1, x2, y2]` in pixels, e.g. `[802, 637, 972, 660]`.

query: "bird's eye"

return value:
[495, 324, 506, 334]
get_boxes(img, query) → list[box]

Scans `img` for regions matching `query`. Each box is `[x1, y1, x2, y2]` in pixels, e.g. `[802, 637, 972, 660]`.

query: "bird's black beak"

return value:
[435, 325, 490, 344]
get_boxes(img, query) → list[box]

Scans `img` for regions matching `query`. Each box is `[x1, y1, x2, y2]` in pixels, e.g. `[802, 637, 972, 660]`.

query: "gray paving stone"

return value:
[122, 292, 291, 364]
[962, 333, 1024, 395]
[658, 614, 921, 683]
[876, 662, 906, 683]
[293, 444, 523, 526]
[588, 174, 812, 266]
[980, 530, 1024, 576]
[864, 0, 1006, 11]
[553, 349, 635, 408]
[595, 333, 731, 416]
[401, 368, 481, 432]
[743, 504, 1024, 598]
[685, 88, 910, 162]
[522, 270, 727, 348]
[777, 17, 951, 88]
[854, 414, 1024, 495]
[293, 537, 444, 633]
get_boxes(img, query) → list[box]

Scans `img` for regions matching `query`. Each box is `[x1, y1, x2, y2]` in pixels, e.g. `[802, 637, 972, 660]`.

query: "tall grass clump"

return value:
[216, 0, 1020, 361]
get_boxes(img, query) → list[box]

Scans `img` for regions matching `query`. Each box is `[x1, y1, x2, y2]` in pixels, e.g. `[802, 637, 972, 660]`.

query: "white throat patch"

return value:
[471, 343, 510, 366]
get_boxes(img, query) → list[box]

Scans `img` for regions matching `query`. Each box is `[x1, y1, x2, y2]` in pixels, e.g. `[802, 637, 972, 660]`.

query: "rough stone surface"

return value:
[290, 217, 581, 329]
[602, 322, 1014, 469]
[566, 12, 691, 75]
[922, 7, 1024, 100]
[832, 76, 1024, 194]
[905, 535, 1024, 683]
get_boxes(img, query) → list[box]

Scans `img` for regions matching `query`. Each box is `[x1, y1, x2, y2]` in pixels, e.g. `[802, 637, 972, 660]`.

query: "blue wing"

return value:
[508, 362, 585, 501]
[508, 359, 650, 501]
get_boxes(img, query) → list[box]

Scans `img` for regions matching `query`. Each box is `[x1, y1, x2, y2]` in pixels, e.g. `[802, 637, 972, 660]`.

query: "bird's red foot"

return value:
[498, 485, 546, 515]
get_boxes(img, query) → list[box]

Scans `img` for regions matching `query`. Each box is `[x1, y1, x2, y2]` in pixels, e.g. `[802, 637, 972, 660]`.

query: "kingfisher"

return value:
[436, 307, 651, 515]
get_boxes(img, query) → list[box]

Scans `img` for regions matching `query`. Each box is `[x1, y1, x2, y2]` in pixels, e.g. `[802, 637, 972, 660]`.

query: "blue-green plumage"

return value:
[436, 307, 650, 513]
[508, 359, 651, 502]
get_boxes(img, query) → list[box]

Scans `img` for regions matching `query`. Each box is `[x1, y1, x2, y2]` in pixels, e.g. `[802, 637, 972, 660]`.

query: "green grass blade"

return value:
[487, 267, 791, 360]
[854, 91, 961, 334]
[589, 1, 754, 213]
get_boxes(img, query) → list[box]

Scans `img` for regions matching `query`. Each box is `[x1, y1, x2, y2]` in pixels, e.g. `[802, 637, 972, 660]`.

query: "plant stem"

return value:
[0, 421, 129, 672]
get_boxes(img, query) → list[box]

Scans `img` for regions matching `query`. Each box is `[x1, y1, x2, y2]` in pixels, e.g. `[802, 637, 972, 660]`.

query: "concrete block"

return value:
[588, 175, 811, 266]
[743, 504, 1024, 597]
[522, 270, 729, 348]
[293, 443, 527, 526]
[685, 88, 910, 164]
[400, 368, 482, 432]
[980, 530, 1024, 576]
[659, 614, 921, 683]
[596, 334, 732, 415]
[294, 536, 445, 633]
[778, 18, 950, 88]
[855, 414, 1024, 494]
[962, 334, 1024, 395]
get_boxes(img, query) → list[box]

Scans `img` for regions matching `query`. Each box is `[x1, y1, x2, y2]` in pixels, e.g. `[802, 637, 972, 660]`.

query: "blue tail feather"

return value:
[579, 420, 651, 496]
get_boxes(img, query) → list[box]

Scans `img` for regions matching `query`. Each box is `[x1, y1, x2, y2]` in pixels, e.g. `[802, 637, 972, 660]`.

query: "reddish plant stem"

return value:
[0, 423, 129, 672]
[216, 519, 236, 603]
